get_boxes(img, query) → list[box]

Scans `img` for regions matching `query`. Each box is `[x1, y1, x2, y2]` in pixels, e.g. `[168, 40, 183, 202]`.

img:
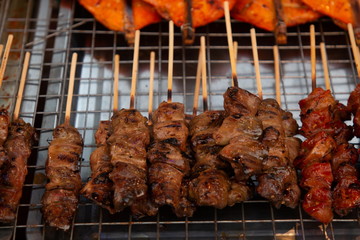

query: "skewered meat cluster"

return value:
[148, 102, 195, 217]
[188, 110, 252, 209]
[256, 99, 301, 209]
[107, 109, 152, 212]
[42, 124, 83, 230]
[80, 121, 115, 213]
[216, 87, 265, 181]
[295, 88, 360, 224]
[0, 116, 36, 222]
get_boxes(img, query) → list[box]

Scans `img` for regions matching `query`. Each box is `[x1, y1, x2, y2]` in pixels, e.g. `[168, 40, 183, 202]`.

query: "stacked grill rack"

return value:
[0, 0, 360, 239]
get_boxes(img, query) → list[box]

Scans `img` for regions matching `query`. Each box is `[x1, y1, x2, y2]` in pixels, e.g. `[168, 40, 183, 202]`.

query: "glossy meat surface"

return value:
[78, 0, 161, 31]
[301, 0, 354, 24]
[223, 86, 261, 116]
[144, 0, 236, 28]
[231, 0, 321, 31]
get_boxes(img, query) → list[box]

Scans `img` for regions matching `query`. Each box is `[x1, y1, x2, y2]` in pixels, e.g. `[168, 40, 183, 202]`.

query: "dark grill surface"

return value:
[0, 0, 359, 239]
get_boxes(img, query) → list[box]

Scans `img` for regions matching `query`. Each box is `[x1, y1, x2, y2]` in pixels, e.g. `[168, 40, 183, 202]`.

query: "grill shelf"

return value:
[0, 0, 360, 239]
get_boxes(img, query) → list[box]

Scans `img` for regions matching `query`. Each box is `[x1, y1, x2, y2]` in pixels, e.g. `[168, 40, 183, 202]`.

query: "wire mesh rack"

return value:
[0, 0, 360, 239]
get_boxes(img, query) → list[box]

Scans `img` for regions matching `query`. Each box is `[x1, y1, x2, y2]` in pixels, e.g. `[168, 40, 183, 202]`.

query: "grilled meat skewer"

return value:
[0, 119, 35, 222]
[81, 121, 115, 213]
[296, 87, 359, 223]
[0, 109, 9, 147]
[42, 124, 83, 230]
[256, 99, 301, 209]
[148, 101, 195, 217]
[107, 109, 150, 211]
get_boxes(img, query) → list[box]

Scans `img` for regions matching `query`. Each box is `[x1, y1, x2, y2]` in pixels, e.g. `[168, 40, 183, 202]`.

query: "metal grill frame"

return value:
[0, 0, 359, 239]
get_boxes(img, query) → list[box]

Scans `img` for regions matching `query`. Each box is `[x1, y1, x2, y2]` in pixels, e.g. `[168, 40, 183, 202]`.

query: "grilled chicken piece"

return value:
[78, 0, 161, 44]
[223, 86, 261, 116]
[143, 0, 236, 28]
[301, 0, 354, 25]
[0, 119, 35, 222]
[107, 109, 150, 211]
[0, 109, 9, 147]
[42, 124, 83, 230]
[231, 0, 321, 31]
[81, 121, 115, 214]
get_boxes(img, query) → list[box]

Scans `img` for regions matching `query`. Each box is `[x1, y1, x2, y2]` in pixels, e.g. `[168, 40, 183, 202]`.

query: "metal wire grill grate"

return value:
[0, 0, 359, 239]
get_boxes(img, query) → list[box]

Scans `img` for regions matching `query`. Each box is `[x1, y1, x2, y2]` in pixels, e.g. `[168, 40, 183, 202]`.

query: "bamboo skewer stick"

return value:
[113, 54, 120, 112]
[200, 36, 208, 112]
[193, 49, 202, 116]
[233, 41, 238, 62]
[250, 28, 263, 99]
[274, 0, 287, 44]
[0, 44, 3, 60]
[0, 34, 14, 88]
[320, 42, 331, 91]
[130, 30, 140, 109]
[148, 51, 155, 123]
[13, 52, 31, 121]
[64, 52, 78, 126]
[273, 46, 281, 106]
[310, 25, 317, 91]
[347, 23, 360, 77]
[182, 0, 195, 45]
[224, 0, 238, 87]
[167, 20, 174, 103]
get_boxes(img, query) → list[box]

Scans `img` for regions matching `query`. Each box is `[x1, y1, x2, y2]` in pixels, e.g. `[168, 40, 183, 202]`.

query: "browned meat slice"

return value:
[81, 121, 115, 213]
[302, 186, 333, 224]
[282, 111, 298, 137]
[148, 162, 183, 207]
[331, 144, 360, 216]
[94, 120, 110, 146]
[227, 179, 252, 207]
[299, 88, 337, 116]
[223, 87, 261, 116]
[107, 109, 150, 211]
[149, 101, 193, 216]
[152, 102, 186, 123]
[0, 119, 35, 222]
[130, 196, 158, 219]
[81, 145, 114, 213]
[189, 111, 225, 136]
[219, 136, 267, 181]
[189, 169, 230, 209]
[148, 141, 191, 208]
[153, 121, 189, 152]
[173, 179, 196, 217]
[257, 167, 300, 208]
[348, 84, 360, 137]
[213, 115, 263, 146]
[285, 137, 301, 166]
[42, 124, 83, 230]
[191, 144, 228, 172]
[294, 132, 337, 170]
[0, 109, 9, 146]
